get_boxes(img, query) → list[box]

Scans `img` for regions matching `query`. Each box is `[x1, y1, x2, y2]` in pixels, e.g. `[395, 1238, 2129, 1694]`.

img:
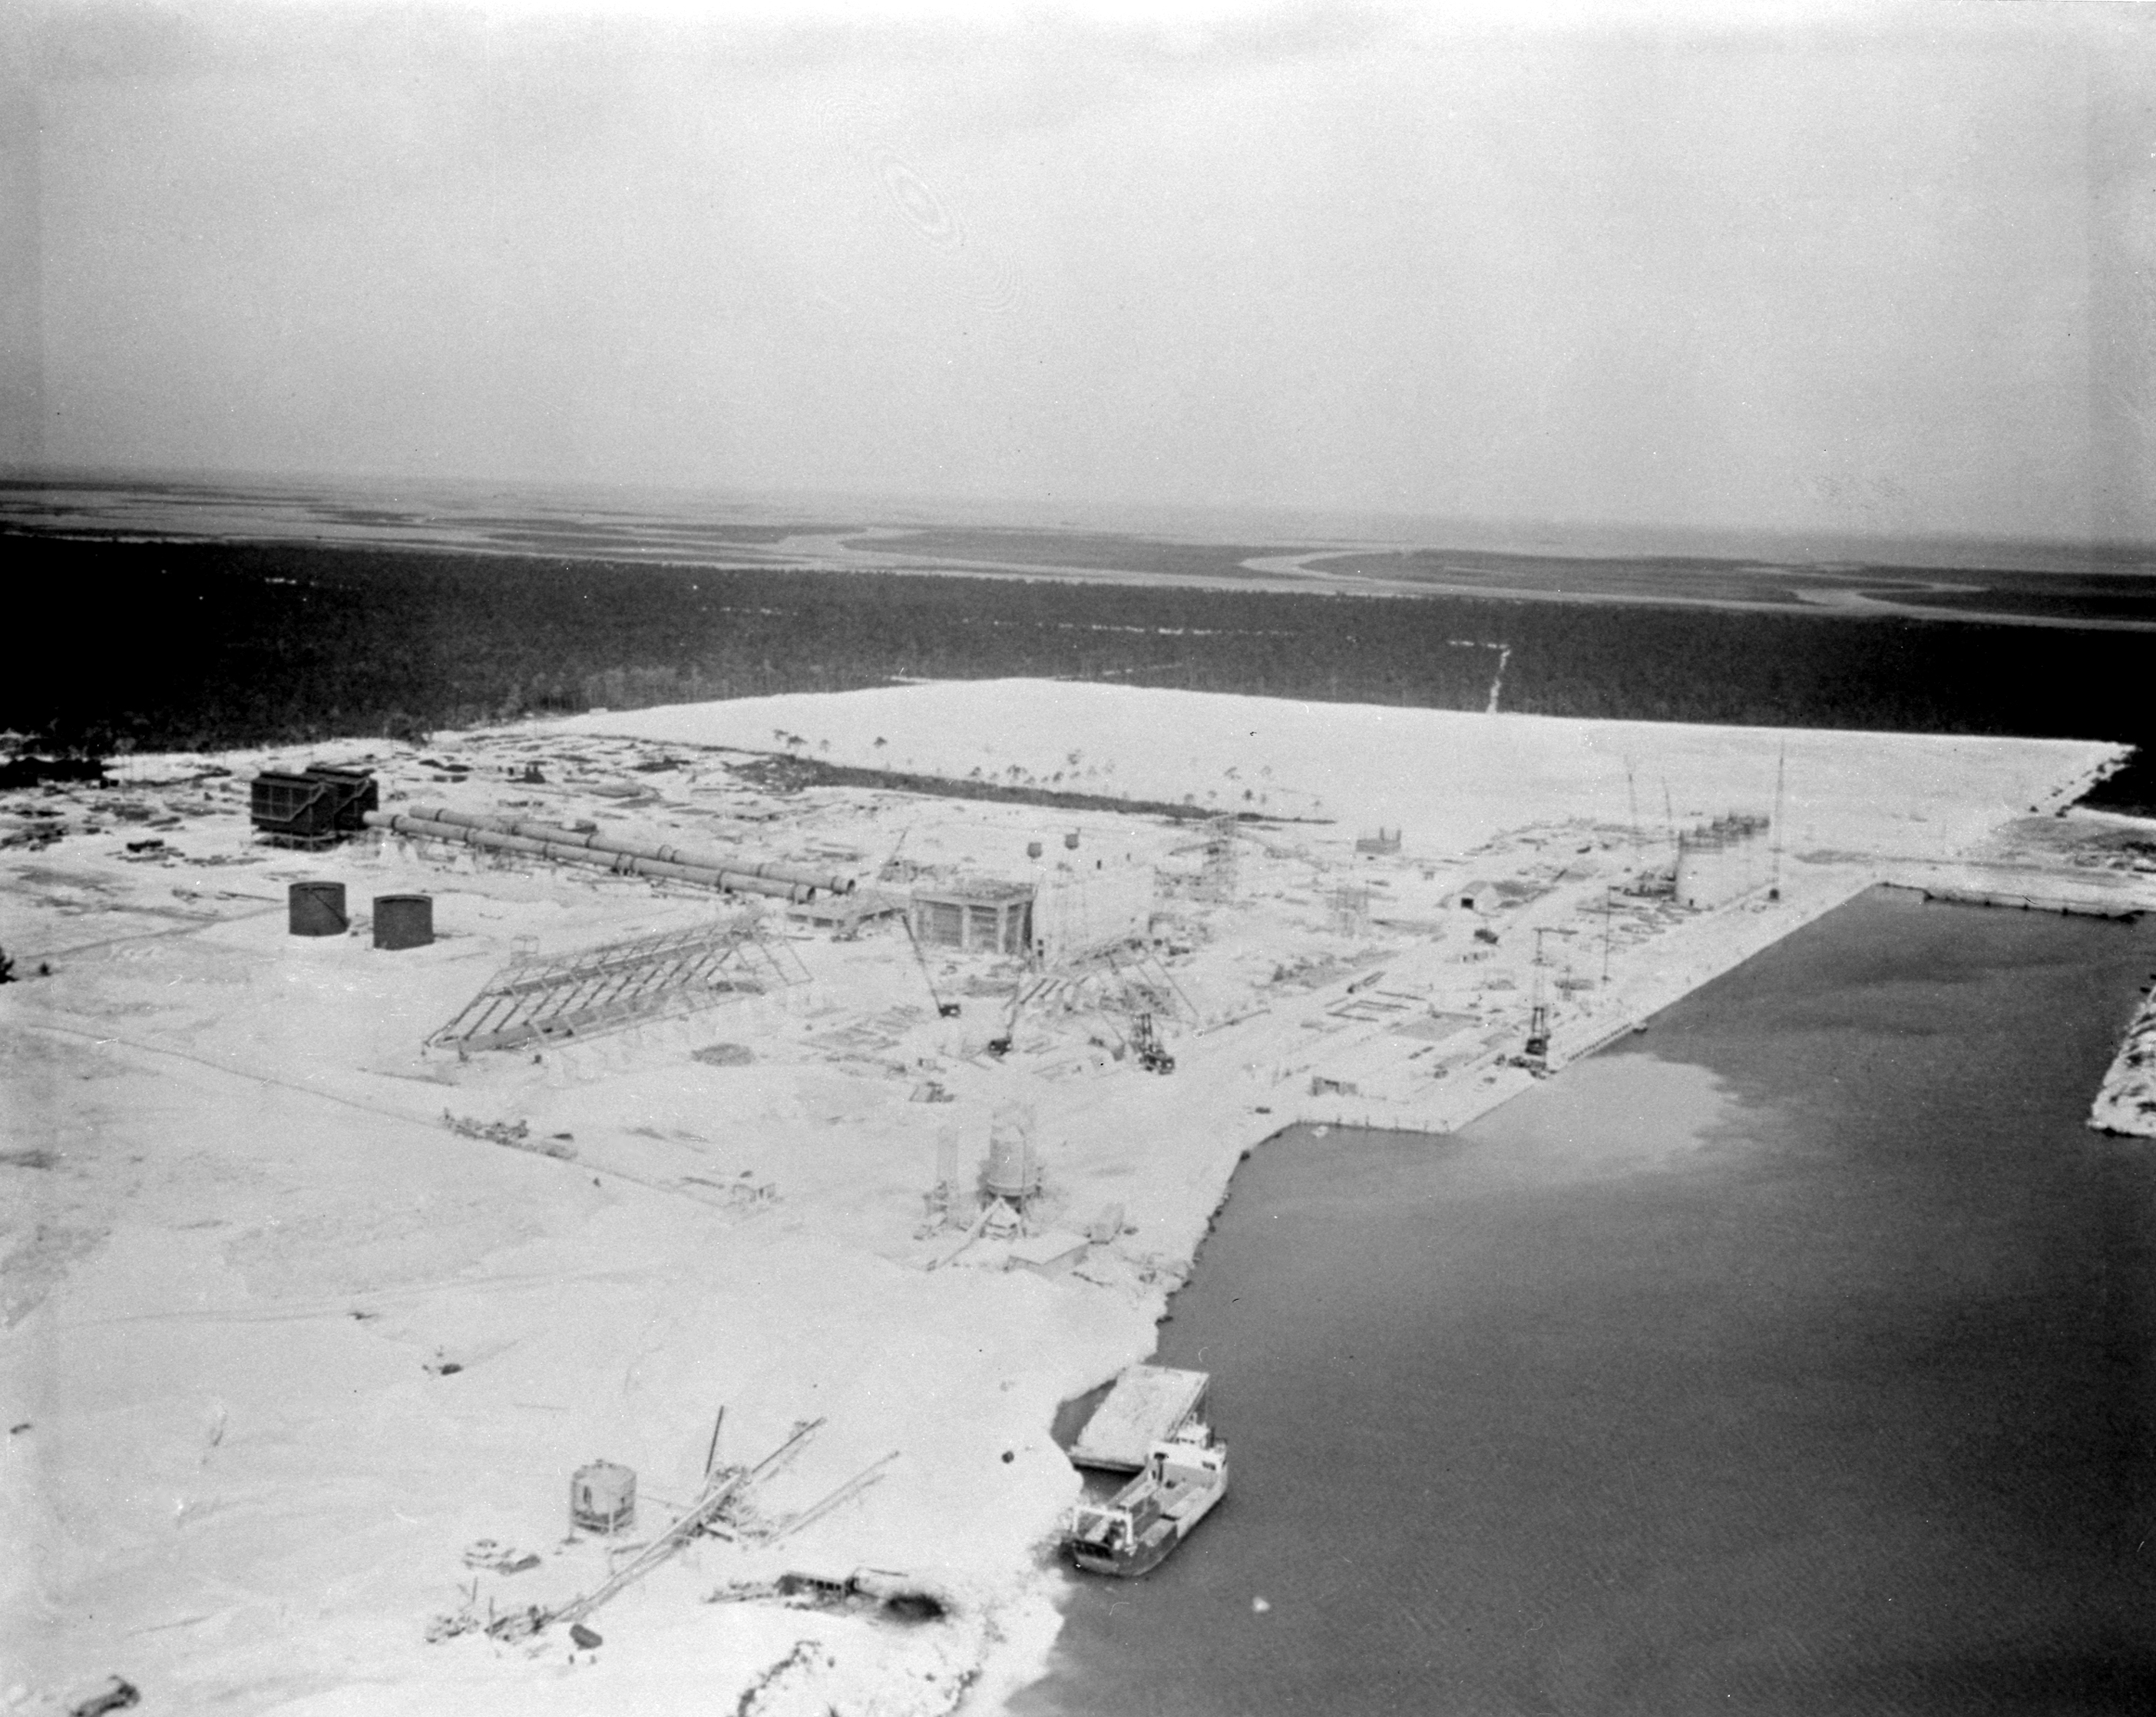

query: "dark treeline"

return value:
[6, 535, 2149, 769]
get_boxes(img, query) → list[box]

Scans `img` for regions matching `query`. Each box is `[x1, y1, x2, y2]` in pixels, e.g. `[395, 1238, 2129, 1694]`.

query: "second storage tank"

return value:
[372, 893, 435, 950]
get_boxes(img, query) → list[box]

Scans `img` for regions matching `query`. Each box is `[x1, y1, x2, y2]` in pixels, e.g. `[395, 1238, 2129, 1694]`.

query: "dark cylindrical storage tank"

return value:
[288, 880, 349, 937]
[372, 893, 435, 951]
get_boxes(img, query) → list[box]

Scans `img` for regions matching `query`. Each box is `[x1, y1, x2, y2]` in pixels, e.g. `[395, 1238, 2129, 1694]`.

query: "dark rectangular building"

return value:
[250, 764, 378, 849]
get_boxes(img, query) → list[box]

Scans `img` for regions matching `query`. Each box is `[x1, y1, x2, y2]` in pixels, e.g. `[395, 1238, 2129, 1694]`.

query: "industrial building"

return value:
[904, 865, 1156, 968]
[249, 764, 379, 849]
[908, 880, 1035, 956]
[1031, 866, 1156, 967]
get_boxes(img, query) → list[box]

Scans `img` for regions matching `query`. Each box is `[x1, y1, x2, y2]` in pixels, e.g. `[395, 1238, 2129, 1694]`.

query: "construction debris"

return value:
[461, 1538, 542, 1574]
[480, 1418, 828, 1644]
[440, 1112, 575, 1159]
[709, 1566, 953, 1624]
[65, 1677, 141, 1717]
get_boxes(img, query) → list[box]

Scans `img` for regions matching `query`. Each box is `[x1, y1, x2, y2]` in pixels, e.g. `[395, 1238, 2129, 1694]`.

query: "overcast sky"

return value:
[2, 0, 2150, 548]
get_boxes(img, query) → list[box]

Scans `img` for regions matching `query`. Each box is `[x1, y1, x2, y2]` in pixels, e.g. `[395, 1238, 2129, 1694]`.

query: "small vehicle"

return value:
[1129, 1011, 1176, 1074]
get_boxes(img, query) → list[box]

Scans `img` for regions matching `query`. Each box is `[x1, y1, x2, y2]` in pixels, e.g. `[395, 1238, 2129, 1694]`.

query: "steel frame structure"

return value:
[1195, 815, 1239, 901]
[431, 918, 808, 1053]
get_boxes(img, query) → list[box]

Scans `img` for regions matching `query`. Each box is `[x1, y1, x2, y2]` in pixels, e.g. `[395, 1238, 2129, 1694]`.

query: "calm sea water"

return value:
[1018, 889, 2156, 1717]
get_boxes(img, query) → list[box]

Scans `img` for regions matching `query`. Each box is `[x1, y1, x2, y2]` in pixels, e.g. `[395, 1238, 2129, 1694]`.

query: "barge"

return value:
[1069, 1364, 1210, 1473]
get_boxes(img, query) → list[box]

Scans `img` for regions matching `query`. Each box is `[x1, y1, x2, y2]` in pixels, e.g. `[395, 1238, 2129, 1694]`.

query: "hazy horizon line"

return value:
[5, 460, 2151, 574]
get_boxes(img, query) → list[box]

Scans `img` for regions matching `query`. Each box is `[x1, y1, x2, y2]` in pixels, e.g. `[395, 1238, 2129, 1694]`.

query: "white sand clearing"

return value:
[4, 682, 2142, 1714]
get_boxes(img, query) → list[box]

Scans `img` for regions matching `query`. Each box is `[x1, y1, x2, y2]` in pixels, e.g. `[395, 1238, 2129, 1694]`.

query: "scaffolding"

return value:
[430, 917, 808, 1054]
[1195, 816, 1239, 902]
[1674, 812, 1771, 909]
[1328, 882, 1371, 936]
[1020, 945, 1195, 1028]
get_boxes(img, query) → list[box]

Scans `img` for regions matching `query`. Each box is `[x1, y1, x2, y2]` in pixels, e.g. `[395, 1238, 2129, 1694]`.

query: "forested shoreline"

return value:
[6, 534, 2148, 808]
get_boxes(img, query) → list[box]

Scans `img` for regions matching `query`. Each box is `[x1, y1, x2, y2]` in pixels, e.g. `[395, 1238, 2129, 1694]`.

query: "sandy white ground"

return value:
[2, 683, 2145, 1715]
[569, 680, 2107, 858]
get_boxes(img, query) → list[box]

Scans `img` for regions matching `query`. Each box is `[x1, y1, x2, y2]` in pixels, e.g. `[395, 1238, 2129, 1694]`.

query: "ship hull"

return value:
[1064, 1424, 1228, 1579]
[1067, 1481, 1223, 1578]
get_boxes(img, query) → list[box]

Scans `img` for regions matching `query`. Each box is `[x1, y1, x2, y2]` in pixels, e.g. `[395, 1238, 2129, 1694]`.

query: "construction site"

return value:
[5, 679, 2153, 1716]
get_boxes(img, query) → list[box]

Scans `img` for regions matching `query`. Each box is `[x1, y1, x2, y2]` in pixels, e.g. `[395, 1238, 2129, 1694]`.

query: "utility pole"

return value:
[1769, 743, 1787, 901]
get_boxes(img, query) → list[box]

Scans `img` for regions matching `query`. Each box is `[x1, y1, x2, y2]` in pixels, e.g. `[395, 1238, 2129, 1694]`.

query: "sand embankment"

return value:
[2090, 989, 2156, 1138]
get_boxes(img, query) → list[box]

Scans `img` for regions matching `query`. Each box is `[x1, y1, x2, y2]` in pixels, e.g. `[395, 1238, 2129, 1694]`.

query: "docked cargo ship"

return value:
[1062, 1421, 1228, 1578]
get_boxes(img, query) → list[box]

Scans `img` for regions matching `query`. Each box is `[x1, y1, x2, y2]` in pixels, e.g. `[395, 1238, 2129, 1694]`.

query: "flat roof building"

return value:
[909, 881, 1034, 956]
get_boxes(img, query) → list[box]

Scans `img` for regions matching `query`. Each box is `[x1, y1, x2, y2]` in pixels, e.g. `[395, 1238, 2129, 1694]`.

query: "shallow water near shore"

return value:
[1018, 889, 2156, 1716]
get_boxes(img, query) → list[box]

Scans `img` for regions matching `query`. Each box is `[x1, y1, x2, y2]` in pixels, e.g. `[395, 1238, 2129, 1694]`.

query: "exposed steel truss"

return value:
[431, 918, 808, 1054]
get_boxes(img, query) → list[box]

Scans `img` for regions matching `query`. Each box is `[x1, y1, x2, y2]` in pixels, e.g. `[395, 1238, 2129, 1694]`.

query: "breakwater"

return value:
[1883, 878, 2144, 919]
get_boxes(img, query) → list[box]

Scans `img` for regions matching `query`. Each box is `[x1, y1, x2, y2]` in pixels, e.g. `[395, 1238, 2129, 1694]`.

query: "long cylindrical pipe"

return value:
[364, 812, 817, 903]
[405, 805, 854, 895]
[381, 813, 812, 902]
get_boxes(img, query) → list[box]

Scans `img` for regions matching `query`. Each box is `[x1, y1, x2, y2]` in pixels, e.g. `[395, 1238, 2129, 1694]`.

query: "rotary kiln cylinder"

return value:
[570, 1460, 637, 1535]
[287, 881, 349, 937]
[371, 892, 434, 951]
